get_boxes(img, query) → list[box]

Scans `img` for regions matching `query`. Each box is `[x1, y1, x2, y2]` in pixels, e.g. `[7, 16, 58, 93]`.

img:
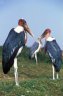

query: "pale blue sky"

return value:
[0, 0, 63, 49]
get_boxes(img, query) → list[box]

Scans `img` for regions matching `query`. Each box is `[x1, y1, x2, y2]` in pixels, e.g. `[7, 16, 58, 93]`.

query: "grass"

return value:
[0, 46, 63, 96]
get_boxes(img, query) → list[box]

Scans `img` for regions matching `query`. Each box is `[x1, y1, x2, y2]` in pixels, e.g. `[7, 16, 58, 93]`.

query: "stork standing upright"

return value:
[2, 19, 34, 86]
[40, 28, 62, 80]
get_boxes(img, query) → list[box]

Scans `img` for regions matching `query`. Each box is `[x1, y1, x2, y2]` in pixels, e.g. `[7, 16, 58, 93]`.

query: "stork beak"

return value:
[24, 22, 31, 32]
[23, 23, 33, 37]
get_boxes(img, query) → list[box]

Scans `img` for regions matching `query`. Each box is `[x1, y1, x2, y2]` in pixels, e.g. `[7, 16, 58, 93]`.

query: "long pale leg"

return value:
[35, 53, 38, 64]
[34, 44, 41, 64]
[14, 57, 19, 86]
[14, 47, 23, 86]
[52, 65, 55, 80]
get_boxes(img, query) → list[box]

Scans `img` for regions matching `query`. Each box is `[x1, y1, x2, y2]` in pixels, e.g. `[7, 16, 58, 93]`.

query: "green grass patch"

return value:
[0, 46, 63, 96]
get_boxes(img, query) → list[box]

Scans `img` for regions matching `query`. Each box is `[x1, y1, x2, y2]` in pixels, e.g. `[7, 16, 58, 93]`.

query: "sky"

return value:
[0, 0, 63, 49]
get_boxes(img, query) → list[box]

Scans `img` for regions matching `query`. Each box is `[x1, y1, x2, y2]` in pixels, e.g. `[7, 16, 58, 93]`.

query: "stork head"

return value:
[18, 18, 33, 37]
[18, 19, 26, 26]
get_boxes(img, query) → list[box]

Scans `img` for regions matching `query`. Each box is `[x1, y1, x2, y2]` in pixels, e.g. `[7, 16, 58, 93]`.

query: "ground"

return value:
[0, 47, 63, 96]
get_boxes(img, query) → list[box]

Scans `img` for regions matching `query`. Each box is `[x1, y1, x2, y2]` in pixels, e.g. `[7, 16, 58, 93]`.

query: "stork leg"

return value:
[14, 47, 23, 86]
[52, 65, 55, 80]
[35, 53, 38, 64]
[14, 57, 19, 86]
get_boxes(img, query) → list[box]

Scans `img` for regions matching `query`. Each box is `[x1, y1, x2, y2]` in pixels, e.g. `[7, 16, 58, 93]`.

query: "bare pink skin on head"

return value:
[18, 19, 33, 37]
[45, 32, 51, 40]
[41, 28, 51, 40]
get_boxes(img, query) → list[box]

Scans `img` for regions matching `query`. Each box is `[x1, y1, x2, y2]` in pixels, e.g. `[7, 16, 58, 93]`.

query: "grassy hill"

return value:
[0, 47, 63, 96]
